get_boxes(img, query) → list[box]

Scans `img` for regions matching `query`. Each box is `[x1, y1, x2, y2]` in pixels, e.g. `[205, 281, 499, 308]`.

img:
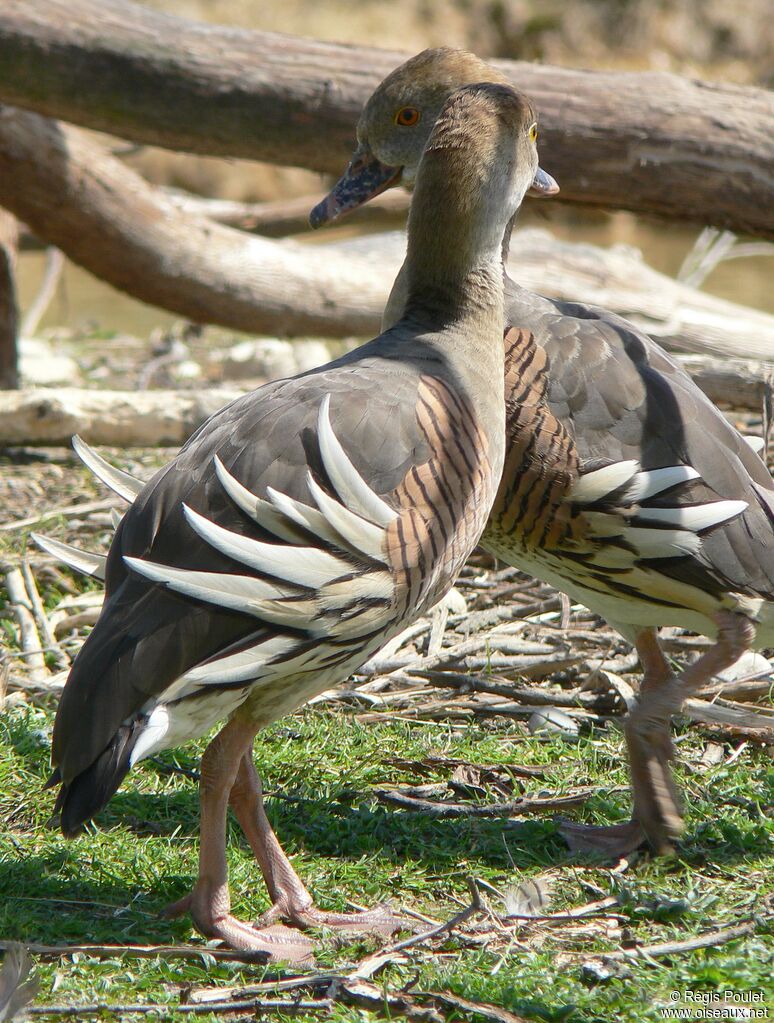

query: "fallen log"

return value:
[0, 351, 769, 448]
[0, 0, 773, 238]
[0, 387, 246, 448]
[678, 354, 773, 412]
[0, 106, 386, 339]
[1, 104, 773, 360]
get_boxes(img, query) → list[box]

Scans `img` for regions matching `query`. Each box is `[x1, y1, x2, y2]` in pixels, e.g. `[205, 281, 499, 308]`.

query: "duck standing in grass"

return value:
[310, 47, 774, 856]
[47, 83, 553, 959]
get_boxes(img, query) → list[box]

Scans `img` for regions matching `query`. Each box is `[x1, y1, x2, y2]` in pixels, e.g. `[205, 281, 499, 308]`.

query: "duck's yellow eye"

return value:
[395, 107, 420, 127]
[529, 123, 538, 143]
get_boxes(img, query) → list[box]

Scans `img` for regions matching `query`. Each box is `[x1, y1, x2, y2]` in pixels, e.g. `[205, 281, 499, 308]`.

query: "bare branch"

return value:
[0, 108, 385, 338]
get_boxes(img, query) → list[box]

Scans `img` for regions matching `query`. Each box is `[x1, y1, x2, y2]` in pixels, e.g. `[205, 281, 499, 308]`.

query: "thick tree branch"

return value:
[0, 106, 386, 338]
[0, 105, 772, 360]
[0, 209, 19, 388]
[0, 0, 772, 238]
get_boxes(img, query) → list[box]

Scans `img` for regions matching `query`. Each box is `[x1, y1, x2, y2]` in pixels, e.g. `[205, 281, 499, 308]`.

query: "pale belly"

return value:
[481, 533, 724, 642]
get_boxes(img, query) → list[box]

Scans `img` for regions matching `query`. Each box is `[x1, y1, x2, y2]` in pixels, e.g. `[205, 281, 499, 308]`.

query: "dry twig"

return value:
[380, 877, 484, 955]
[585, 919, 761, 962]
[2, 564, 46, 679]
[0, 941, 270, 964]
[0, 499, 115, 533]
[375, 788, 593, 818]
[20, 558, 69, 669]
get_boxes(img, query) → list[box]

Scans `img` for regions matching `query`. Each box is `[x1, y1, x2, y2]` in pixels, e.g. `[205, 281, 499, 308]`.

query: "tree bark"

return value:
[0, 106, 386, 339]
[0, 209, 18, 389]
[0, 0, 772, 238]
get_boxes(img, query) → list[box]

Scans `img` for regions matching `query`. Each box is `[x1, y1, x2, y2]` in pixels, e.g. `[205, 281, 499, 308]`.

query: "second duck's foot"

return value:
[558, 817, 646, 859]
[625, 630, 687, 856]
[164, 889, 316, 963]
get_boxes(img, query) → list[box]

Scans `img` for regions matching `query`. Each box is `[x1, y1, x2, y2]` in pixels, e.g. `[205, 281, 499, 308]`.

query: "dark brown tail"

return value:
[51, 720, 145, 838]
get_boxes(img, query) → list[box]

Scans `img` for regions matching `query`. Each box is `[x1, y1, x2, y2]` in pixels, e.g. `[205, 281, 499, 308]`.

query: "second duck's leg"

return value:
[626, 614, 755, 854]
[229, 750, 405, 937]
[164, 717, 315, 962]
[625, 628, 683, 854]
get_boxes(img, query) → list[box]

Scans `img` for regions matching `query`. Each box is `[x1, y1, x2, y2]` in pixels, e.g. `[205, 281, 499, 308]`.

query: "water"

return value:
[17, 253, 177, 339]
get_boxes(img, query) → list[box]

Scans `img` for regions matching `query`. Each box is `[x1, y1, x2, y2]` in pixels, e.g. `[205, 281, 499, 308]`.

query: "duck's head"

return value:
[310, 47, 558, 229]
[406, 82, 547, 274]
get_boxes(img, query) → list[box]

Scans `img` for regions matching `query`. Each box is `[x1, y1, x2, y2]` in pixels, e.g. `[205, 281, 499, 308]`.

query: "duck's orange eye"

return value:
[395, 107, 420, 127]
[529, 123, 538, 143]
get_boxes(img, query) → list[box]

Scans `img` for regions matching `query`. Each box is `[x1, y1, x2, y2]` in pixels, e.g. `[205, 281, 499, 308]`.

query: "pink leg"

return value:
[625, 613, 755, 854]
[164, 717, 315, 963]
[625, 628, 683, 854]
[229, 749, 405, 937]
[559, 630, 670, 860]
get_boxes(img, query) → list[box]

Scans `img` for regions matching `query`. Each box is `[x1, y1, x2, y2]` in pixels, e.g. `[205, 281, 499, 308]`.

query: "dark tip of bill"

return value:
[309, 195, 338, 230]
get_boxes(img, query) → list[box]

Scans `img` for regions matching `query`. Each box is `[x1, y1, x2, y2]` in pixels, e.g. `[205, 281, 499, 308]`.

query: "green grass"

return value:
[1, 700, 773, 1022]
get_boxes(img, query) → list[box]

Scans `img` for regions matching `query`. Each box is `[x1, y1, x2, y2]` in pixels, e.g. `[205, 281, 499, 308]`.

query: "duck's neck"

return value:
[501, 213, 517, 264]
[400, 151, 507, 334]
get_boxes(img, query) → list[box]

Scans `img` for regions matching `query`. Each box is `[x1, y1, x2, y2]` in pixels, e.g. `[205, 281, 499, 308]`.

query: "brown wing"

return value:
[504, 282, 774, 601]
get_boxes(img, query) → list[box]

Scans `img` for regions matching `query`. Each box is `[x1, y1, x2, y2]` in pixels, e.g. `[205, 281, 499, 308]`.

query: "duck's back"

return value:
[485, 280, 774, 610]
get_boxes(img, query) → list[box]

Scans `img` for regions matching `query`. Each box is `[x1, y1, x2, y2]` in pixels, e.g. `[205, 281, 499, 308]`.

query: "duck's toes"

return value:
[214, 917, 317, 963]
[163, 890, 316, 963]
[258, 899, 411, 941]
[560, 704, 684, 860]
[558, 817, 646, 859]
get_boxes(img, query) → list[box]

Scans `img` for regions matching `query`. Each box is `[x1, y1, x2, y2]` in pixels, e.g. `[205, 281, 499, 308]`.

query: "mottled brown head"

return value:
[359, 48, 510, 177]
[310, 48, 557, 228]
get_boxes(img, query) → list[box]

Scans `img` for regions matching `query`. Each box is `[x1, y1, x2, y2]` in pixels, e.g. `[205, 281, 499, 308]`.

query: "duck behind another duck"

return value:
[310, 47, 774, 856]
[47, 83, 551, 959]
